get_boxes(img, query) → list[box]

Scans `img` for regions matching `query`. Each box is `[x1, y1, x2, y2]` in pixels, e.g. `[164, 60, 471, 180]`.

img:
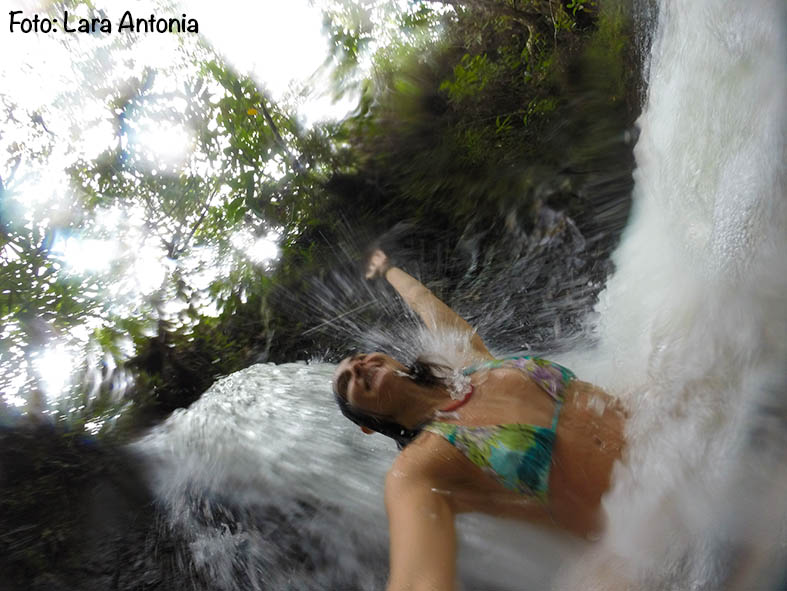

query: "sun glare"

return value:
[131, 242, 170, 295]
[80, 116, 118, 161]
[250, 235, 280, 263]
[231, 230, 280, 264]
[52, 235, 118, 273]
[34, 345, 76, 403]
[183, 0, 360, 123]
[186, 0, 327, 100]
[133, 119, 194, 170]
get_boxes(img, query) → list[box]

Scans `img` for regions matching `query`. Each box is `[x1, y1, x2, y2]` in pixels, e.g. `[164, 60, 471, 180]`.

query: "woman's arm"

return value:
[384, 453, 457, 591]
[367, 249, 492, 358]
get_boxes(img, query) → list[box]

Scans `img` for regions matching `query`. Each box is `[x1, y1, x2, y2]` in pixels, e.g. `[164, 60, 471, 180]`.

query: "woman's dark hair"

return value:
[334, 392, 419, 450]
[333, 356, 450, 450]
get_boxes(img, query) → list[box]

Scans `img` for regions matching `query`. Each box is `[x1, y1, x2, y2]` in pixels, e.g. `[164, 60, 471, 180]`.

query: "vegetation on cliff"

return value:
[1, 0, 637, 435]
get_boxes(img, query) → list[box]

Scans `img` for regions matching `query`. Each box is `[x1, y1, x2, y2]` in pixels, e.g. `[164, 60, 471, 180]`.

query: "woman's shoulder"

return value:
[392, 430, 446, 470]
[388, 430, 468, 487]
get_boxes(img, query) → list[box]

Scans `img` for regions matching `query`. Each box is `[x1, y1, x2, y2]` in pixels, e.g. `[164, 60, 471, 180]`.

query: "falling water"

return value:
[134, 0, 785, 589]
[563, 0, 787, 588]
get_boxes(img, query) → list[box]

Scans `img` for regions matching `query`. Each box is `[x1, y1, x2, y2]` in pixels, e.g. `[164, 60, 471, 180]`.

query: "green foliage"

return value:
[401, 4, 434, 30]
[567, 0, 596, 17]
[440, 54, 495, 102]
[584, 1, 629, 101]
[330, 0, 588, 229]
[1, 41, 309, 424]
[0, 0, 639, 433]
[522, 96, 559, 125]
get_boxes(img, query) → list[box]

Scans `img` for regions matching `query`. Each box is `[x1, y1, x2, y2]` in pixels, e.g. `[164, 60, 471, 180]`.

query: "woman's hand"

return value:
[364, 246, 492, 359]
[365, 248, 391, 279]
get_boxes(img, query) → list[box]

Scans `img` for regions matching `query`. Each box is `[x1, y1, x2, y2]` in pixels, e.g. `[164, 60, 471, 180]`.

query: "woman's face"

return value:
[332, 352, 407, 415]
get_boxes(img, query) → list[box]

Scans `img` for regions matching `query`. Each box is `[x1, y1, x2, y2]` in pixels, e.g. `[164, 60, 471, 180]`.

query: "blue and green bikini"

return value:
[422, 356, 576, 501]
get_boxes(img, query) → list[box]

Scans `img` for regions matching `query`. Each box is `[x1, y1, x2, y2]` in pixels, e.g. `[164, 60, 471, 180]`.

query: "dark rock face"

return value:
[0, 422, 389, 591]
[0, 423, 185, 591]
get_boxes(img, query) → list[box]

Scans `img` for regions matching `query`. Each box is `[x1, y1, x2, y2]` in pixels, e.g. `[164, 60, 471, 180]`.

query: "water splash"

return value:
[136, 363, 577, 590]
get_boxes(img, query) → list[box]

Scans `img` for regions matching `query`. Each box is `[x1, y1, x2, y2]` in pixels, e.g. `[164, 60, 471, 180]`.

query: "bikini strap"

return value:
[462, 355, 534, 376]
[550, 397, 563, 431]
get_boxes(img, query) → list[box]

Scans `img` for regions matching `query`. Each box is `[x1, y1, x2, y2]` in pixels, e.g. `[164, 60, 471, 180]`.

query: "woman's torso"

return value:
[411, 358, 627, 538]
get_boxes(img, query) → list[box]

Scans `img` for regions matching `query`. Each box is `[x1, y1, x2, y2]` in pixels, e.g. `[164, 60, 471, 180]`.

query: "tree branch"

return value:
[179, 188, 217, 255]
[258, 99, 304, 173]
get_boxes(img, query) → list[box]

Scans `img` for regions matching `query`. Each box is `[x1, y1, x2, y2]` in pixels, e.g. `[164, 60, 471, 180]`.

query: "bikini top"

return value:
[422, 356, 576, 501]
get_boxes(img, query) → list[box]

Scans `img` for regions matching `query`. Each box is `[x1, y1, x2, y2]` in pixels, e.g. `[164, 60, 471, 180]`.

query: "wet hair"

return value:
[333, 356, 449, 450]
[334, 392, 419, 450]
[406, 357, 448, 389]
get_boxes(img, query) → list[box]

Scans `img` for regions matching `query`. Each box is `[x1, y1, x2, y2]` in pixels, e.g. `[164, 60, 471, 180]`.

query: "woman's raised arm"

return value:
[366, 249, 492, 358]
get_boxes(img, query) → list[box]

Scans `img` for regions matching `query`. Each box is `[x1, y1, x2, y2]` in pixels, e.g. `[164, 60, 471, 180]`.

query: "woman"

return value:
[333, 249, 626, 591]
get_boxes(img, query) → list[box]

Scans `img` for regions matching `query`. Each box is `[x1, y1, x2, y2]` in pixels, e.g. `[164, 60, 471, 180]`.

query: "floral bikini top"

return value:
[422, 356, 576, 501]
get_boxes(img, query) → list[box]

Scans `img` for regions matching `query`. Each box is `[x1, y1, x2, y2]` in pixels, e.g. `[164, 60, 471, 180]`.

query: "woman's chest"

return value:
[421, 432, 554, 522]
[451, 368, 557, 429]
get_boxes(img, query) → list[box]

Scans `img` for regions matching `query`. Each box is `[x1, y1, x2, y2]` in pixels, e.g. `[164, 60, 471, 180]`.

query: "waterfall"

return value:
[134, 0, 786, 588]
[566, 0, 786, 588]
